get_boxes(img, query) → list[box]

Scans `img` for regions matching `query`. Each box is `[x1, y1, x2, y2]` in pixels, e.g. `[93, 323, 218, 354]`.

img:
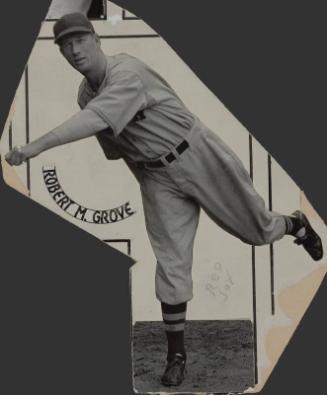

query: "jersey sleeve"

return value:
[85, 71, 147, 137]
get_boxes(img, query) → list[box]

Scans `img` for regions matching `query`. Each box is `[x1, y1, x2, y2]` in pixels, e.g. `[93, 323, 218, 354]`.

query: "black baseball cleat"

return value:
[292, 210, 323, 261]
[161, 353, 186, 387]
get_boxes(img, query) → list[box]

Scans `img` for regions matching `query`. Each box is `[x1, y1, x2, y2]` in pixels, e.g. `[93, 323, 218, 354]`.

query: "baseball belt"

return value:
[138, 140, 190, 169]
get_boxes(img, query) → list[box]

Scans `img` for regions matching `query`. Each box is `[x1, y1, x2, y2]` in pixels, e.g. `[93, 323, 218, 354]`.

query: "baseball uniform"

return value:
[78, 53, 287, 305]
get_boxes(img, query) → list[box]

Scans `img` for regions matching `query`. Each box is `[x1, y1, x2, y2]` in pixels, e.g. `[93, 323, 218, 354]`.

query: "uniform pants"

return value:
[133, 119, 286, 305]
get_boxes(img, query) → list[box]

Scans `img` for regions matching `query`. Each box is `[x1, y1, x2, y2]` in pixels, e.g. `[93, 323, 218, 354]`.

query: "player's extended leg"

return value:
[176, 121, 323, 260]
[139, 170, 201, 386]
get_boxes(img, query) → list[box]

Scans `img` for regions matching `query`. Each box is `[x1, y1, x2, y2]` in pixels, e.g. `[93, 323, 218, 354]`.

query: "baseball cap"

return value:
[53, 13, 95, 44]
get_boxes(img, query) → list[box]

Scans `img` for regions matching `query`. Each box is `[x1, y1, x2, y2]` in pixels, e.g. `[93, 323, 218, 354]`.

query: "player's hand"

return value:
[5, 145, 29, 166]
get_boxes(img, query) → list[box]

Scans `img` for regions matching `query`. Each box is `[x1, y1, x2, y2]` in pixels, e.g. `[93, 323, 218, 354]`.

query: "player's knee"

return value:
[249, 230, 273, 246]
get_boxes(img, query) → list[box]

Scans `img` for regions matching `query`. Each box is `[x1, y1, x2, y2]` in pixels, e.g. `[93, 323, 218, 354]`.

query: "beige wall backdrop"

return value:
[46, 0, 94, 19]
[1, 1, 326, 391]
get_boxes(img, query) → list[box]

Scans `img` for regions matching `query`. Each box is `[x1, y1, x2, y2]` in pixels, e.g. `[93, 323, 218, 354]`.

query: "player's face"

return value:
[59, 33, 101, 73]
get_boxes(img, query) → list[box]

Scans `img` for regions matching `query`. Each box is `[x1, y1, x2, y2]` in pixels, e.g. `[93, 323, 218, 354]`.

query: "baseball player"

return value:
[5, 13, 323, 387]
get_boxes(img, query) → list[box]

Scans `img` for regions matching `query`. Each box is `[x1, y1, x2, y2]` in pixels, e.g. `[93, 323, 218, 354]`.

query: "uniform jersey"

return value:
[78, 53, 195, 162]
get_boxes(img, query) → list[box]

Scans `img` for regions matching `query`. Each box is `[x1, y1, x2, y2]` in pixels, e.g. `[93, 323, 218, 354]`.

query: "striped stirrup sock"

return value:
[284, 215, 306, 238]
[161, 302, 187, 359]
